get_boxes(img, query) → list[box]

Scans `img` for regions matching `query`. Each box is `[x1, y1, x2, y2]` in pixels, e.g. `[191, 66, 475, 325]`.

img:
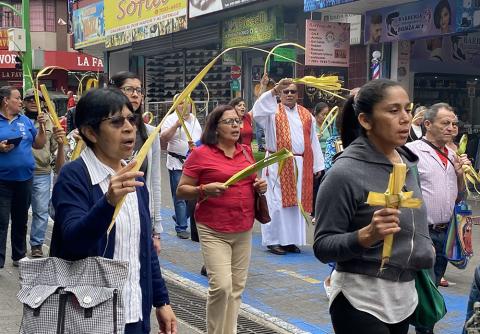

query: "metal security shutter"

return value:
[133, 24, 221, 56]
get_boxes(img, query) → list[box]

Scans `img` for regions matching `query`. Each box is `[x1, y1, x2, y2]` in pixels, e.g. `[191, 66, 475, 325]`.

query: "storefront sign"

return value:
[321, 13, 362, 45]
[0, 29, 8, 50]
[222, 8, 282, 49]
[305, 20, 350, 67]
[304, 0, 357, 12]
[43, 51, 104, 72]
[457, 0, 480, 32]
[365, 0, 456, 44]
[104, 0, 188, 48]
[0, 51, 19, 69]
[0, 70, 22, 79]
[73, 1, 105, 49]
[273, 47, 297, 63]
[190, 0, 257, 18]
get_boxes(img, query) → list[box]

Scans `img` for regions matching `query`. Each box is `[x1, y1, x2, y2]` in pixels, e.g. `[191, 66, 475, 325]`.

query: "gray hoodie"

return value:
[313, 136, 435, 282]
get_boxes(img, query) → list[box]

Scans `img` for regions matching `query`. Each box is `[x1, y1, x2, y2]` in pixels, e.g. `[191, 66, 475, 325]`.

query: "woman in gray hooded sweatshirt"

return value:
[314, 79, 435, 334]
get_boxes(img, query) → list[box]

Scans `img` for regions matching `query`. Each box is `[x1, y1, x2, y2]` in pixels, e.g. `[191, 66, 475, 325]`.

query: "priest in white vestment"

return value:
[252, 78, 324, 255]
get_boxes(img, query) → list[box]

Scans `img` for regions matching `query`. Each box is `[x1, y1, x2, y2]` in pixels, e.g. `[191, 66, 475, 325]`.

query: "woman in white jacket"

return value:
[110, 71, 163, 253]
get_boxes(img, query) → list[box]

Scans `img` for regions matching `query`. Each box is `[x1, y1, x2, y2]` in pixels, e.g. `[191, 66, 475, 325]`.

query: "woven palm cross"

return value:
[366, 163, 423, 272]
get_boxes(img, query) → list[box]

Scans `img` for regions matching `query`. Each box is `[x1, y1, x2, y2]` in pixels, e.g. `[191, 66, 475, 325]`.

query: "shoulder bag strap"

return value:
[421, 138, 455, 167]
[240, 145, 254, 164]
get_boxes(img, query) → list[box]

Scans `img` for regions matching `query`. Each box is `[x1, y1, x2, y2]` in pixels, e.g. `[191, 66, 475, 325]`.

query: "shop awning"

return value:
[33, 50, 104, 72]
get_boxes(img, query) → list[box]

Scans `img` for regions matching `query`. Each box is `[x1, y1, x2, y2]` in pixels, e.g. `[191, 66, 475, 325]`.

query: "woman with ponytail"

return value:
[110, 72, 163, 253]
[313, 79, 435, 334]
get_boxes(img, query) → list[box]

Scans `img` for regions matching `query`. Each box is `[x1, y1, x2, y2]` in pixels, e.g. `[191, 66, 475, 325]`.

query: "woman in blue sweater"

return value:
[50, 88, 177, 334]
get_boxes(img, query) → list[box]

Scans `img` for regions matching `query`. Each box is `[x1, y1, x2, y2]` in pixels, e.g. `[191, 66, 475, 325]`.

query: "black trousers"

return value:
[0, 179, 32, 268]
[187, 199, 199, 242]
[312, 171, 325, 216]
[330, 293, 410, 334]
[124, 321, 147, 334]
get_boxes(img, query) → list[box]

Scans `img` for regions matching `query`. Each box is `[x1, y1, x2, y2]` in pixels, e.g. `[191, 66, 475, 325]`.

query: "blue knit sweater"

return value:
[50, 158, 170, 332]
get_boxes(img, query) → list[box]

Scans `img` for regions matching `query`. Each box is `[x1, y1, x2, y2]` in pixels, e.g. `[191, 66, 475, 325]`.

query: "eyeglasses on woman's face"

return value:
[102, 113, 138, 128]
[218, 118, 243, 126]
[121, 86, 144, 96]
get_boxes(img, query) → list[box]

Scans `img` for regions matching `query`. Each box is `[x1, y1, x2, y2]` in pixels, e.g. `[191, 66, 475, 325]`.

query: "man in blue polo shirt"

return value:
[0, 86, 46, 268]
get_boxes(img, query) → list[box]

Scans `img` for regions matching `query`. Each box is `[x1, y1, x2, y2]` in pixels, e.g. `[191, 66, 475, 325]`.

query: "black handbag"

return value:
[240, 146, 271, 224]
[255, 192, 271, 224]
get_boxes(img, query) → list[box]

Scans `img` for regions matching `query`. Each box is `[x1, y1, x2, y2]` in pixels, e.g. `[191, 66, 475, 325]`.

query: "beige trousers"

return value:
[196, 223, 253, 334]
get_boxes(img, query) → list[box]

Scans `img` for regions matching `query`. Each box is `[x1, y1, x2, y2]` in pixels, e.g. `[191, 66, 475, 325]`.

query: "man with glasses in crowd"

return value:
[406, 103, 471, 334]
[252, 78, 324, 255]
[23, 88, 65, 257]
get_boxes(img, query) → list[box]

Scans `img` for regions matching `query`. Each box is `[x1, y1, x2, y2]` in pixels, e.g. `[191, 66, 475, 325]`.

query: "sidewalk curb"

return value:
[162, 269, 310, 334]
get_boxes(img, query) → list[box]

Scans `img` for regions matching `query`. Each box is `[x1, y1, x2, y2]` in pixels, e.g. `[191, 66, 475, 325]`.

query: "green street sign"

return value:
[231, 79, 240, 91]
[273, 47, 297, 63]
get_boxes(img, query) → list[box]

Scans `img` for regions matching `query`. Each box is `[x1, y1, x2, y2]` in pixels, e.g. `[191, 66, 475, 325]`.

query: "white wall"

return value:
[31, 32, 57, 51]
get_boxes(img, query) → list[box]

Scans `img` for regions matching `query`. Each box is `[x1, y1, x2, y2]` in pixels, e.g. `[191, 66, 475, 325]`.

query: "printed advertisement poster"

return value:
[73, 1, 105, 49]
[222, 8, 282, 49]
[457, 0, 480, 31]
[304, 0, 357, 12]
[321, 13, 362, 45]
[189, 0, 257, 18]
[365, 0, 456, 44]
[105, 0, 187, 48]
[396, 40, 411, 88]
[0, 29, 8, 50]
[411, 31, 480, 68]
[305, 20, 350, 67]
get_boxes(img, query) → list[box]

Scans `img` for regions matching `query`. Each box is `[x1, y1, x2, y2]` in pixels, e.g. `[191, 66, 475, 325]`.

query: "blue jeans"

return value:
[255, 121, 265, 149]
[168, 169, 188, 233]
[30, 173, 51, 247]
[464, 265, 480, 333]
[429, 227, 449, 286]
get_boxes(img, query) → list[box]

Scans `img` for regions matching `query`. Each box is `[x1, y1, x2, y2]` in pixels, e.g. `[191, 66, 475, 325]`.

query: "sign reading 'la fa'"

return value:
[77, 55, 103, 68]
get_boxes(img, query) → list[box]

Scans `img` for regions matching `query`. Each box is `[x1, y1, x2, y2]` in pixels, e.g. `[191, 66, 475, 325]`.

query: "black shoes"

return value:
[267, 245, 286, 255]
[283, 244, 301, 253]
[200, 265, 207, 277]
[267, 244, 301, 255]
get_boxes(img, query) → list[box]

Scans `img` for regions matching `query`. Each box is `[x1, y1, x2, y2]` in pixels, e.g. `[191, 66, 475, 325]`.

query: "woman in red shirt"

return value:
[229, 97, 253, 147]
[177, 105, 267, 334]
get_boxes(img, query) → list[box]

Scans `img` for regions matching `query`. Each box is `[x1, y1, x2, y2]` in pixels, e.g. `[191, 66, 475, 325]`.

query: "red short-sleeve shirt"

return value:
[183, 143, 256, 233]
[240, 113, 254, 147]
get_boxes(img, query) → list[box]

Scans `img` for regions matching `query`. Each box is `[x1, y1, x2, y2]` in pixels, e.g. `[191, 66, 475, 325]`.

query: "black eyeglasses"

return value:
[102, 114, 138, 128]
[121, 86, 144, 96]
[282, 89, 297, 95]
[218, 118, 243, 126]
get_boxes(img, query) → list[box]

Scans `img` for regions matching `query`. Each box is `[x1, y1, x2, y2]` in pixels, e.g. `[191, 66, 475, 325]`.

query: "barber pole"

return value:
[371, 51, 382, 80]
[371, 62, 380, 80]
